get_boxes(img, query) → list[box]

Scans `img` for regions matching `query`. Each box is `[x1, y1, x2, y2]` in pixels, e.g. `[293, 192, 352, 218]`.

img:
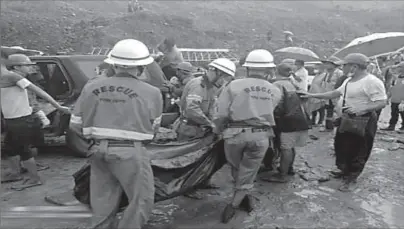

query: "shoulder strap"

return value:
[342, 80, 349, 107]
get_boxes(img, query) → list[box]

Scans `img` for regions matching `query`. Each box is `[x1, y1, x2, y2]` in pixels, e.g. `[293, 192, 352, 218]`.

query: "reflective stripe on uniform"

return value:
[186, 94, 202, 102]
[82, 127, 154, 141]
[70, 114, 83, 124]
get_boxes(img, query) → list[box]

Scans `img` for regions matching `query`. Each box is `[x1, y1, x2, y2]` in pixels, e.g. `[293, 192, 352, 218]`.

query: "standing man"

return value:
[263, 63, 311, 183]
[381, 62, 404, 131]
[156, 37, 184, 80]
[1, 54, 70, 189]
[321, 56, 343, 130]
[69, 39, 163, 228]
[213, 49, 281, 223]
[301, 53, 387, 191]
[291, 59, 309, 91]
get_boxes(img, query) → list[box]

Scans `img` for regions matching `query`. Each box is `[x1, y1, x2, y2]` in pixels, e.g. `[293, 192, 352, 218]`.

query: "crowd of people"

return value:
[2, 35, 404, 228]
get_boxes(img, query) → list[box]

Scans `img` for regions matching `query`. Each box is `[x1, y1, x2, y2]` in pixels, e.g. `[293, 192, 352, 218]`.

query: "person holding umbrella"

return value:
[299, 53, 387, 192]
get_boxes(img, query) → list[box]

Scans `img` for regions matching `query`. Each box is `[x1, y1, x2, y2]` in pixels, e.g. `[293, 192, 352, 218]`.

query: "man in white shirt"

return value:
[1, 54, 70, 190]
[291, 59, 309, 91]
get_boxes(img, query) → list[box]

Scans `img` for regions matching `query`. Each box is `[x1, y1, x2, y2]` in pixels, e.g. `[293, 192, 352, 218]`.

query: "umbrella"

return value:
[332, 32, 404, 59]
[283, 31, 294, 36]
[280, 58, 295, 65]
[275, 47, 320, 62]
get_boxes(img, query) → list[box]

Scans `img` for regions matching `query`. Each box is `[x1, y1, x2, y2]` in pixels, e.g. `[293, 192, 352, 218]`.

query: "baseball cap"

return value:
[321, 56, 341, 65]
[277, 63, 293, 76]
[176, 62, 193, 72]
[336, 53, 369, 66]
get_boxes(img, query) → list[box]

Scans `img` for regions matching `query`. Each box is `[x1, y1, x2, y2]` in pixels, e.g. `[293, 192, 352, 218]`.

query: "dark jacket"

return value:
[272, 77, 311, 132]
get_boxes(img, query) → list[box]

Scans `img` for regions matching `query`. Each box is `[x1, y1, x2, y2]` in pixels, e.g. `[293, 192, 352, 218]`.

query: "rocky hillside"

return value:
[1, 1, 403, 57]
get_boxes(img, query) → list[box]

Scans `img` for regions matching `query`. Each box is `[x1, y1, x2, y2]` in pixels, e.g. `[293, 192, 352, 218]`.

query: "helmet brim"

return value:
[104, 56, 154, 67]
[243, 62, 276, 68]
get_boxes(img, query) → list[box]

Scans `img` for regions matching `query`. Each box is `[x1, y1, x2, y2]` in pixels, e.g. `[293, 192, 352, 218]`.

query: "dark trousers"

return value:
[3, 114, 44, 161]
[311, 106, 325, 125]
[325, 100, 334, 130]
[388, 103, 404, 127]
[334, 132, 374, 180]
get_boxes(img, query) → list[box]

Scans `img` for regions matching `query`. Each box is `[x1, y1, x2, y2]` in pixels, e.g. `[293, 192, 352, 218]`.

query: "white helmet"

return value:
[208, 58, 236, 77]
[243, 49, 276, 68]
[104, 39, 154, 67]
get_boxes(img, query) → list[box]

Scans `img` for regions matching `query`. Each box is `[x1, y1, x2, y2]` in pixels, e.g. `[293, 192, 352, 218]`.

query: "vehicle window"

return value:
[36, 62, 70, 99]
[74, 60, 104, 79]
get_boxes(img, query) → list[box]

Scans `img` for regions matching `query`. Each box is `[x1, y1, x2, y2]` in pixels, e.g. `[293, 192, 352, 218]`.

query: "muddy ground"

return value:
[1, 106, 404, 229]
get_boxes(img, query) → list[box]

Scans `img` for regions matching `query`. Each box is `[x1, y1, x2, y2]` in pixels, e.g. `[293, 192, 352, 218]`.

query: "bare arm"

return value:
[363, 100, 387, 113]
[27, 84, 68, 113]
[307, 90, 342, 100]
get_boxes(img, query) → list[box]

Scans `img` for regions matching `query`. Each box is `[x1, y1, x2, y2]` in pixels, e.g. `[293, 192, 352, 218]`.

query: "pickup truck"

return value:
[1, 55, 174, 157]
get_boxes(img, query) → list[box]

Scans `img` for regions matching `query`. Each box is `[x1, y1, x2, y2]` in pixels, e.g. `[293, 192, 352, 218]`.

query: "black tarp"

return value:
[72, 134, 226, 208]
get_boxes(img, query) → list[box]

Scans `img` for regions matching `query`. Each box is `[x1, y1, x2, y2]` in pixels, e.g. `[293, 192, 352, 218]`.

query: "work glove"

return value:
[35, 110, 51, 128]
[170, 76, 180, 85]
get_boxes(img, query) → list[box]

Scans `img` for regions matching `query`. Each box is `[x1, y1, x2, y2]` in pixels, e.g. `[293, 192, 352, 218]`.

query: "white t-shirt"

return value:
[1, 72, 33, 119]
[292, 67, 309, 91]
[335, 74, 387, 116]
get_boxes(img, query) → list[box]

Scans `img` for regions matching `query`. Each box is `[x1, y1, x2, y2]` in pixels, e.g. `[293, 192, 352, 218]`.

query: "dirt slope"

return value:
[1, 1, 404, 57]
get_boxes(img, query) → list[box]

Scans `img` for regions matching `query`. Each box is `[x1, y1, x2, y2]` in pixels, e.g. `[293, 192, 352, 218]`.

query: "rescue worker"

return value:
[1, 54, 70, 190]
[213, 49, 281, 223]
[175, 58, 236, 199]
[69, 39, 163, 228]
[321, 56, 343, 130]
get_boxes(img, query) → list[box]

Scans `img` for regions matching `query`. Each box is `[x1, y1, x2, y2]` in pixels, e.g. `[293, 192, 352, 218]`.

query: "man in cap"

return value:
[171, 62, 194, 98]
[7, 54, 51, 129]
[321, 56, 343, 130]
[164, 62, 195, 113]
[381, 61, 404, 131]
[69, 39, 163, 228]
[300, 53, 387, 191]
[263, 63, 311, 183]
[1, 54, 70, 189]
[156, 37, 184, 80]
[213, 49, 281, 223]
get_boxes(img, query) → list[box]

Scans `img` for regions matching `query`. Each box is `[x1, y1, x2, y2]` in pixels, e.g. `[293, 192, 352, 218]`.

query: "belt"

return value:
[227, 126, 271, 133]
[88, 139, 146, 150]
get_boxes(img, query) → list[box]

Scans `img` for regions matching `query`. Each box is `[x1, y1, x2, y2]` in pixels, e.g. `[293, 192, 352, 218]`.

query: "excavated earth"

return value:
[1, 106, 404, 229]
[2, 1, 404, 57]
